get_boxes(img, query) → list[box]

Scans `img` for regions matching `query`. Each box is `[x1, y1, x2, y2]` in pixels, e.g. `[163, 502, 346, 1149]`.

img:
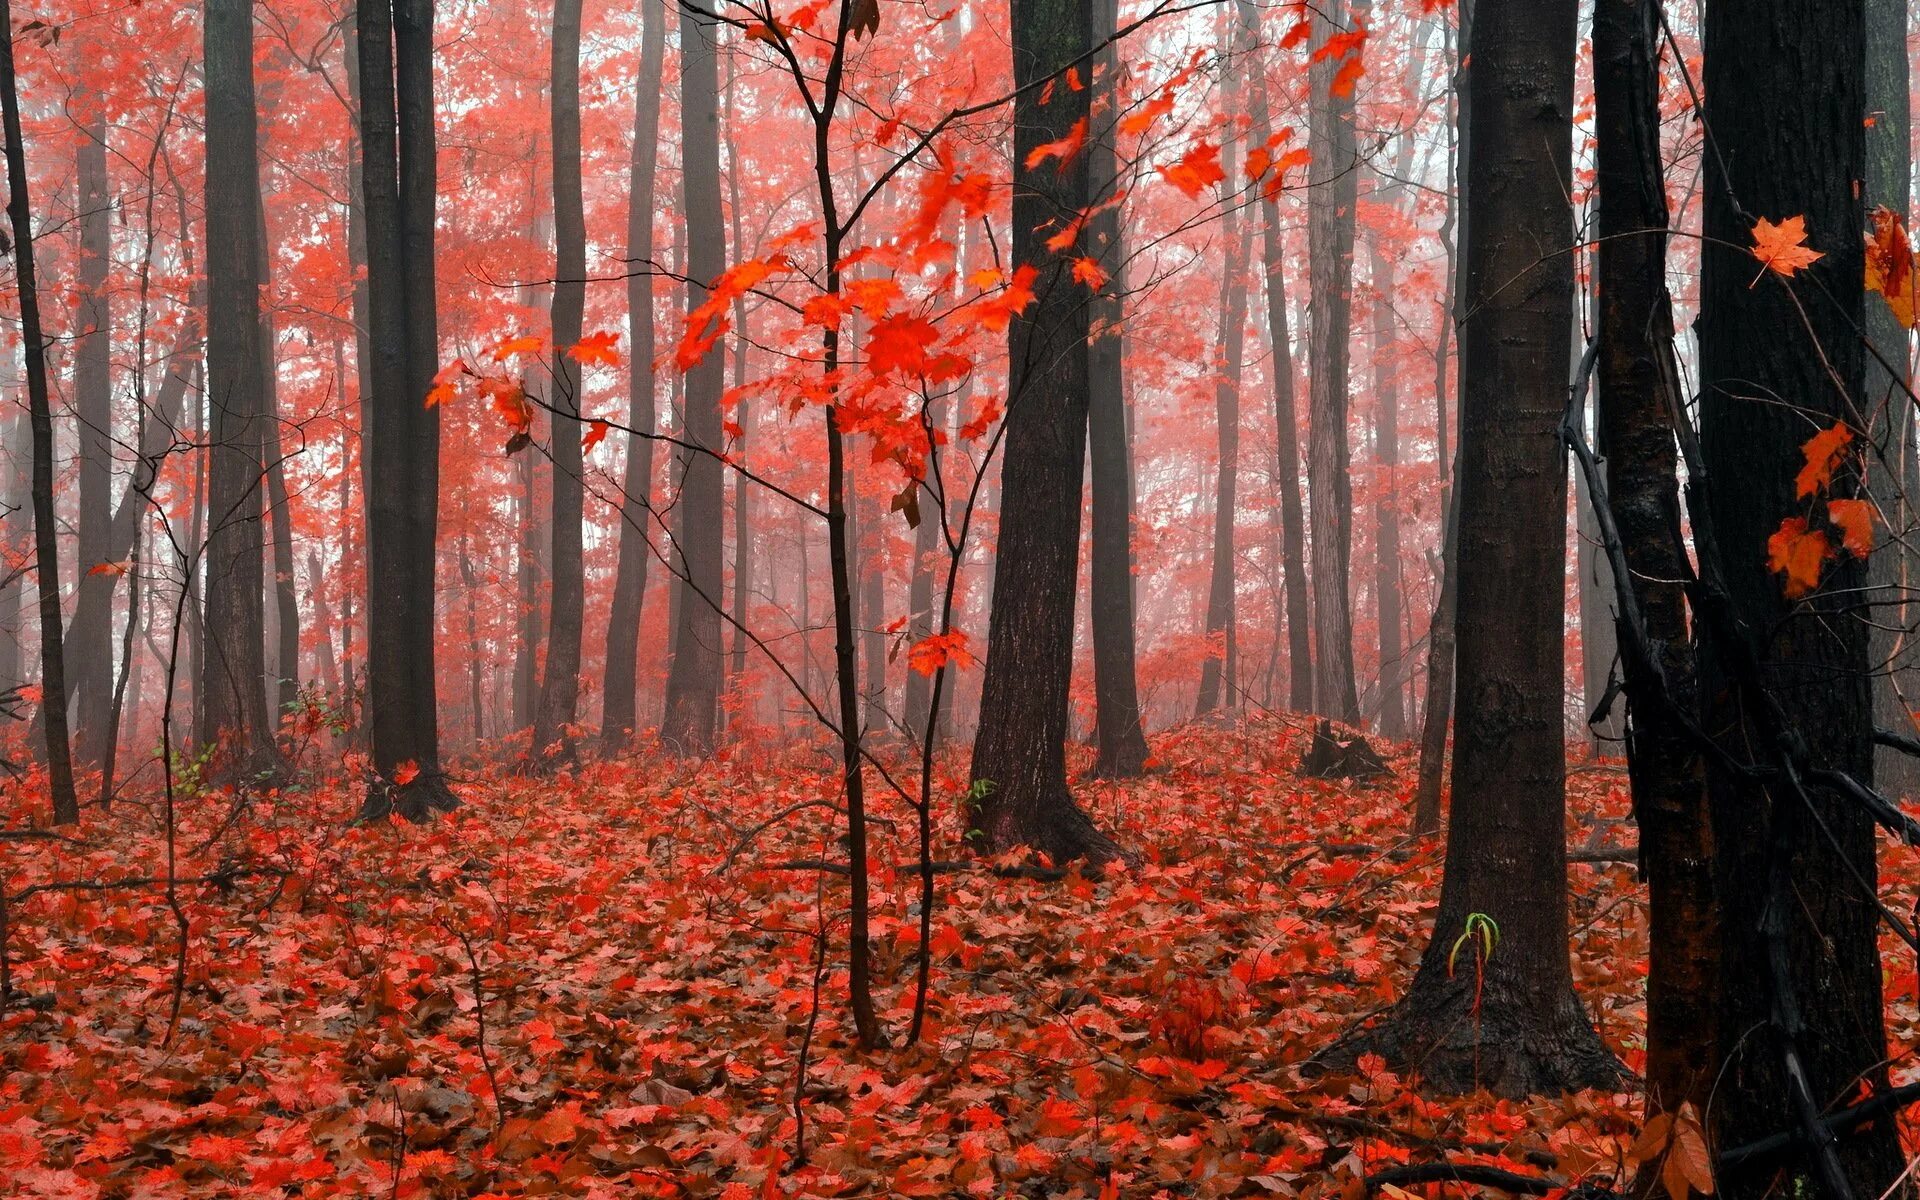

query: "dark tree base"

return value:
[357, 773, 462, 823]
[1323, 969, 1622, 1097]
[975, 783, 1126, 867]
[1091, 742, 1150, 781]
[1298, 720, 1390, 780]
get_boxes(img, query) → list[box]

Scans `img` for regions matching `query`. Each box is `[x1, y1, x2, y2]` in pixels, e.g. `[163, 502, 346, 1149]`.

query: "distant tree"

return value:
[660, 6, 725, 754]
[199, 0, 282, 782]
[532, 0, 587, 765]
[69, 104, 113, 769]
[600, 0, 666, 751]
[1335, 0, 1618, 1094]
[0, 0, 78, 824]
[356, 0, 453, 817]
[968, 0, 1117, 862]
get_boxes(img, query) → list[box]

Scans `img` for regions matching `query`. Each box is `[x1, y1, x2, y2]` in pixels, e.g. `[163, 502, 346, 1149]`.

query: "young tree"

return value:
[0, 0, 78, 824]
[968, 0, 1117, 862]
[70, 108, 113, 768]
[532, 0, 587, 764]
[1336, 0, 1617, 1094]
[199, 0, 282, 781]
[600, 0, 666, 751]
[1306, 0, 1360, 723]
[1698, 0, 1903, 1190]
[1085, 0, 1149, 776]
[1591, 0, 1713, 1119]
[357, 0, 453, 817]
[660, 6, 725, 754]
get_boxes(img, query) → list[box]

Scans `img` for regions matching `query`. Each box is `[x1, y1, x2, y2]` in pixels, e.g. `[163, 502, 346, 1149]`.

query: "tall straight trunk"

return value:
[0, 409, 23, 691]
[859, 487, 886, 734]
[459, 529, 484, 743]
[1866, 0, 1916, 797]
[968, 0, 1116, 862]
[1085, 0, 1149, 776]
[1367, 238, 1406, 738]
[1339, 0, 1617, 1095]
[600, 0, 664, 749]
[1306, 0, 1361, 723]
[1575, 456, 1618, 751]
[513, 446, 540, 731]
[1592, 0, 1714, 1124]
[199, 0, 281, 780]
[1195, 107, 1250, 717]
[1698, 0, 1902, 1192]
[1245, 0, 1313, 714]
[186, 368, 206, 738]
[532, 0, 587, 764]
[0, 11, 77, 822]
[660, 6, 725, 753]
[70, 110, 113, 767]
[357, 0, 452, 817]
[257, 197, 299, 724]
[309, 550, 339, 697]
[725, 41, 751, 706]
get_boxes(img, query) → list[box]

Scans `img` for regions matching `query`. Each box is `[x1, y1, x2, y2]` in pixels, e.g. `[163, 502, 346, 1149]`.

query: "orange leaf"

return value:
[1160, 142, 1224, 200]
[1750, 215, 1824, 278]
[568, 331, 621, 366]
[1072, 257, 1107, 288]
[392, 760, 420, 786]
[1866, 205, 1917, 329]
[907, 631, 976, 677]
[1767, 516, 1833, 598]
[582, 419, 611, 453]
[1024, 118, 1087, 172]
[1795, 421, 1854, 499]
[490, 333, 547, 362]
[1827, 497, 1875, 558]
[86, 560, 129, 578]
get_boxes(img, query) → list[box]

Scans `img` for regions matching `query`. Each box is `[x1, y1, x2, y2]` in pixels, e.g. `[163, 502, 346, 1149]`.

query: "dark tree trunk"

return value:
[0, 409, 23, 692]
[1698, 0, 1902, 1192]
[532, 0, 586, 765]
[725, 46, 751, 714]
[967, 0, 1117, 863]
[1336, 0, 1618, 1095]
[660, 6, 725, 754]
[1245, 0, 1313, 714]
[600, 0, 665, 751]
[1866, 0, 1917, 799]
[1592, 0, 1715, 1121]
[256, 197, 300, 725]
[1368, 235, 1406, 740]
[1306, 0, 1361, 723]
[1085, 0, 1149, 777]
[513, 446, 540, 732]
[70, 111, 113, 768]
[199, 0, 282, 782]
[0, 4, 77, 823]
[1195, 114, 1250, 718]
[357, 0, 452, 818]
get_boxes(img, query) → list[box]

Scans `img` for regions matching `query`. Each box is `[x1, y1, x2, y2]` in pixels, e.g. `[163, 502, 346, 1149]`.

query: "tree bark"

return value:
[1698, 0, 1902, 1191]
[660, 5, 726, 754]
[532, 0, 587, 765]
[1592, 0, 1715, 1127]
[0, 3, 78, 823]
[357, 0, 452, 817]
[256, 196, 300, 725]
[199, 0, 283, 782]
[600, 0, 665, 751]
[1306, 0, 1361, 723]
[70, 109, 113, 768]
[968, 0, 1117, 863]
[1336, 0, 1618, 1095]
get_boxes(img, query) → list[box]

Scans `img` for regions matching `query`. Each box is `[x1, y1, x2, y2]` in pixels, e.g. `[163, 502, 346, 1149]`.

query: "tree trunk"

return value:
[532, 0, 587, 765]
[1085, 0, 1150, 776]
[357, 0, 452, 818]
[1337, 0, 1618, 1095]
[199, 0, 282, 782]
[1245, 0, 1313, 715]
[257, 197, 300, 725]
[0, 409, 23, 692]
[600, 0, 665, 751]
[1575, 456, 1619, 752]
[726, 42, 751, 716]
[70, 110, 113, 768]
[1592, 0, 1715, 1126]
[1698, 0, 1902, 1192]
[1306, 0, 1361, 723]
[0, 5, 78, 823]
[513, 445, 540, 732]
[660, 5, 725, 754]
[968, 0, 1116, 863]
[1367, 240, 1407, 739]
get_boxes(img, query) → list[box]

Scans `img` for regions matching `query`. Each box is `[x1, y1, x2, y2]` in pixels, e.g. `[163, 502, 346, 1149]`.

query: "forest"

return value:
[3, 0, 1920, 1195]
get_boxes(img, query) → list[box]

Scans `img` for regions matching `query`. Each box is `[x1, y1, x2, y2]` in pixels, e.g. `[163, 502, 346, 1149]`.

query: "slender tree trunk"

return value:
[1575, 455, 1618, 751]
[257, 197, 300, 725]
[725, 41, 751, 713]
[1368, 237, 1406, 739]
[1246, 0, 1313, 714]
[357, 0, 452, 817]
[459, 529, 484, 744]
[532, 0, 587, 765]
[660, 5, 726, 754]
[1592, 0, 1714, 1127]
[1306, 0, 1362, 723]
[1698, 0, 1902, 1191]
[1195, 106, 1250, 717]
[199, 0, 282, 781]
[600, 0, 664, 750]
[513, 446, 540, 731]
[1338, 0, 1618, 1095]
[968, 0, 1117, 862]
[70, 110, 113, 768]
[0, 409, 23, 692]
[309, 550, 339, 698]
[0, 6, 77, 823]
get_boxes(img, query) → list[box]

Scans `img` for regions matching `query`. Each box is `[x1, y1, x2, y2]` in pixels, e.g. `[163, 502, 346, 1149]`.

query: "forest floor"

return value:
[0, 718, 1911, 1199]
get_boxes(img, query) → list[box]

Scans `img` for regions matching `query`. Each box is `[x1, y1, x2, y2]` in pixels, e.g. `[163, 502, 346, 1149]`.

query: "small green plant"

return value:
[961, 779, 996, 839]
[1447, 911, 1500, 977]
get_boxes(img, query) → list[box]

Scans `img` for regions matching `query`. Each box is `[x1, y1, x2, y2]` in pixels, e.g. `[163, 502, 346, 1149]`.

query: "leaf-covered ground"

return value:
[0, 720, 1910, 1198]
